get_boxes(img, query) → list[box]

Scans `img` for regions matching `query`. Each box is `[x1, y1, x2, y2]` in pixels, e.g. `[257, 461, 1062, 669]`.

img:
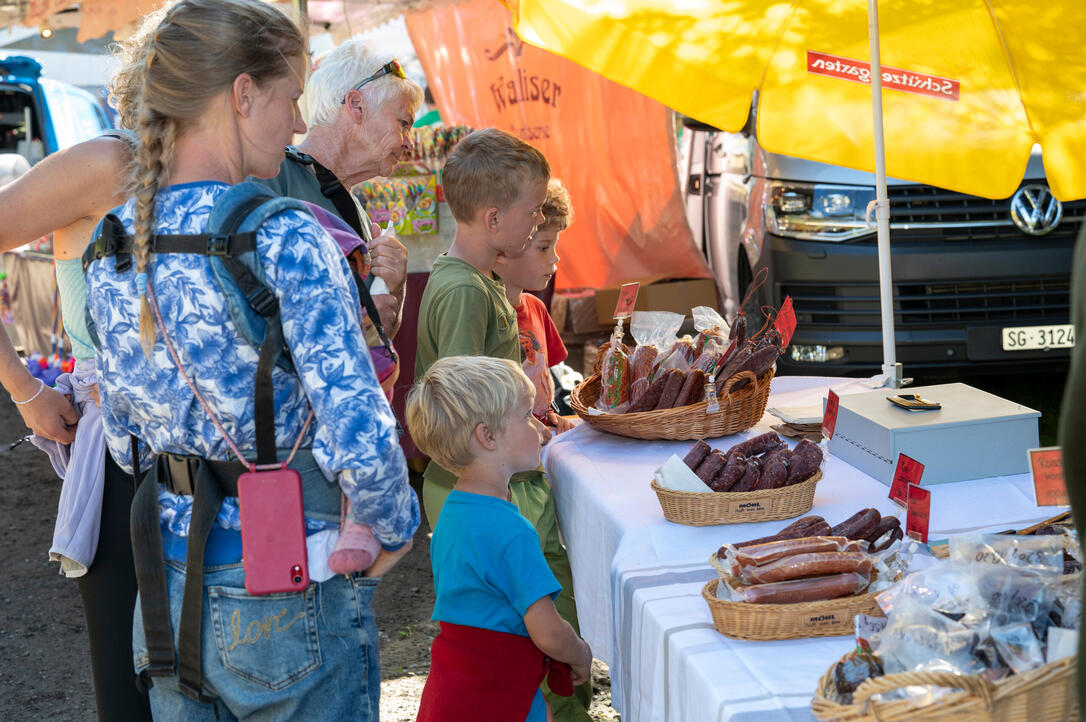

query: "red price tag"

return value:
[905, 484, 931, 543]
[822, 389, 839, 439]
[775, 295, 797, 348]
[613, 282, 640, 320]
[889, 453, 924, 506]
[1029, 447, 1067, 506]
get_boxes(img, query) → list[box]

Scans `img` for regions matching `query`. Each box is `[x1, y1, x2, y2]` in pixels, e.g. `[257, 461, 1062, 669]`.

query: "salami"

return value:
[682, 440, 712, 471]
[730, 458, 762, 492]
[653, 368, 686, 410]
[785, 440, 823, 485]
[830, 508, 881, 541]
[694, 450, 726, 485]
[728, 432, 784, 459]
[674, 369, 707, 407]
[710, 452, 746, 492]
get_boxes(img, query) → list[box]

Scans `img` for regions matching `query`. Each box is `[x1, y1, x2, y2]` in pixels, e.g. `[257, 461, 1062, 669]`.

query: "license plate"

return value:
[1001, 324, 1075, 351]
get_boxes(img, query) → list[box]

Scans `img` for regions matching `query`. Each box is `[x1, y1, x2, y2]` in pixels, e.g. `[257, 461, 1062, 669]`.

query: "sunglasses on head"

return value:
[340, 59, 406, 103]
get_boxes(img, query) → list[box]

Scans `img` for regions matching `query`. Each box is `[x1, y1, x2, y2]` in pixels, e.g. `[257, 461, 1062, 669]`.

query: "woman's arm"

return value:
[0, 325, 78, 443]
[0, 135, 130, 258]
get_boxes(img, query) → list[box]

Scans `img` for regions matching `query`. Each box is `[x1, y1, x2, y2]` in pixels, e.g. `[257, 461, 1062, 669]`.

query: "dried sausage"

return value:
[729, 458, 762, 492]
[758, 458, 788, 489]
[710, 452, 746, 491]
[674, 369, 707, 407]
[830, 508, 881, 541]
[785, 440, 823, 485]
[728, 432, 784, 459]
[694, 449, 726, 485]
[682, 440, 712, 471]
[653, 369, 686, 410]
[724, 345, 781, 391]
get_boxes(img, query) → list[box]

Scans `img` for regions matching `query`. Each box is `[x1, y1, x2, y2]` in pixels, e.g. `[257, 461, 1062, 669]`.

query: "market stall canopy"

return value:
[406, 0, 711, 290]
[511, 0, 1086, 202]
[19, 0, 449, 43]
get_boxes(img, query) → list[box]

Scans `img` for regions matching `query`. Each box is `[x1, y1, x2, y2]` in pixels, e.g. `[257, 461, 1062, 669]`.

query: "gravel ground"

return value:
[0, 396, 619, 720]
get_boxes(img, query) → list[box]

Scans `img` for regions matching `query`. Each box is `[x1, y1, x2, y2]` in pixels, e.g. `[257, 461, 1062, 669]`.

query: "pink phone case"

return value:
[237, 467, 309, 595]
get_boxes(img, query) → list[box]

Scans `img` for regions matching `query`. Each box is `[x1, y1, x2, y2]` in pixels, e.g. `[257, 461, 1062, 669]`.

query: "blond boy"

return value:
[407, 357, 591, 721]
[415, 129, 592, 720]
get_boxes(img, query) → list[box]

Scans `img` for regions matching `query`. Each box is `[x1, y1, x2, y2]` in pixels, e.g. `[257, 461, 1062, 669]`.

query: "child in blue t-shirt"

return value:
[406, 356, 592, 722]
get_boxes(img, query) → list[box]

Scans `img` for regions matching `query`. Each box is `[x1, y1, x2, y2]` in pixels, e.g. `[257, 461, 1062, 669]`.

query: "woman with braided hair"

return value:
[85, 0, 419, 718]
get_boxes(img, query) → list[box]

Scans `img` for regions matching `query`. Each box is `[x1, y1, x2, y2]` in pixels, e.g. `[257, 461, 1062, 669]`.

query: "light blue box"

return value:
[827, 383, 1040, 486]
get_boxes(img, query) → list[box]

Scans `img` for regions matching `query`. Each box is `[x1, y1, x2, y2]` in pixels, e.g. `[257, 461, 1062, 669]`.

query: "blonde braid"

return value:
[132, 95, 177, 358]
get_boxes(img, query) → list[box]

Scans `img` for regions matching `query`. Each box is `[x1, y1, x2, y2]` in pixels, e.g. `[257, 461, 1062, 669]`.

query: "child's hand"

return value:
[546, 410, 575, 435]
[363, 539, 413, 578]
[569, 639, 593, 687]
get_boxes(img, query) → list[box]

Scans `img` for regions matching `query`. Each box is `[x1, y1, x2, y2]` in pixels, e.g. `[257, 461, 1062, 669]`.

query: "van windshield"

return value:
[42, 82, 109, 149]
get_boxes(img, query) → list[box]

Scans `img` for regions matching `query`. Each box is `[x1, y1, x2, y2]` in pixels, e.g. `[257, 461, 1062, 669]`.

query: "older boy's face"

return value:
[496, 180, 548, 257]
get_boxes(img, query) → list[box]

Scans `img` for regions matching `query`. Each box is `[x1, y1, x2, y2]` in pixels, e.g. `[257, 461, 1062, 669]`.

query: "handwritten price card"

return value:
[1029, 447, 1067, 507]
[822, 390, 840, 439]
[906, 484, 931, 543]
[889, 453, 924, 507]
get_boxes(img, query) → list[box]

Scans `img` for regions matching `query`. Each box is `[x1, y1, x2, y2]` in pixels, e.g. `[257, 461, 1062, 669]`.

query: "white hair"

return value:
[307, 38, 424, 127]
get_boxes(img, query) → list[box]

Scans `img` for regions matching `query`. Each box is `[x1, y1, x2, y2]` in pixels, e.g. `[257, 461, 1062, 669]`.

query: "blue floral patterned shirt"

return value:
[85, 181, 418, 549]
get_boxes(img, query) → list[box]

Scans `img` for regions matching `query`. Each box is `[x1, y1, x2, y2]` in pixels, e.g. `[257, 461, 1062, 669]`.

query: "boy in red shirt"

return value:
[495, 179, 575, 435]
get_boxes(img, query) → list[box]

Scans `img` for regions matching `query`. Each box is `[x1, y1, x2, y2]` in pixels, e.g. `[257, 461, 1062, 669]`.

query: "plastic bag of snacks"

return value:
[628, 311, 683, 405]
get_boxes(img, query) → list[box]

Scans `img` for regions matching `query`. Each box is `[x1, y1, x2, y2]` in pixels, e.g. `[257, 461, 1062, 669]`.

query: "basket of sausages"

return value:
[651, 432, 824, 525]
[701, 509, 905, 640]
[570, 308, 781, 440]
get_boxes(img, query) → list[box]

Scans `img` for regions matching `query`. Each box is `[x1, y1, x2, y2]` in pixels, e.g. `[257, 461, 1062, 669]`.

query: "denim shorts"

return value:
[133, 560, 381, 721]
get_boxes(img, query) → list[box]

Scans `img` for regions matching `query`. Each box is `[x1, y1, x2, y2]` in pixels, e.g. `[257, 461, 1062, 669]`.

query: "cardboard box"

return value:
[827, 383, 1039, 486]
[559, 289, 603, 334]
[594, 276, 719, 326]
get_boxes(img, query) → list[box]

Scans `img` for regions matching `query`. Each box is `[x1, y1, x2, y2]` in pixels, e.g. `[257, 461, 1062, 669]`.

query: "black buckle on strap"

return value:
[207, 234, 230, 256]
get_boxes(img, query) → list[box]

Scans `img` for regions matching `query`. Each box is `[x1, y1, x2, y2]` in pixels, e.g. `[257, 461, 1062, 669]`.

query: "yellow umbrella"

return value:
[512, 0, 1086, 384]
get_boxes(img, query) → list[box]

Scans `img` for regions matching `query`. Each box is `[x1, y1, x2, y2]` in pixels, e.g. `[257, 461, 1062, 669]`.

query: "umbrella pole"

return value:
[867, 0, 905, 388]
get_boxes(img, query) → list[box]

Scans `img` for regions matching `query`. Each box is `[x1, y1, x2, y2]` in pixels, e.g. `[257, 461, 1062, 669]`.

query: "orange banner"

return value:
[404, 0, 710, 291]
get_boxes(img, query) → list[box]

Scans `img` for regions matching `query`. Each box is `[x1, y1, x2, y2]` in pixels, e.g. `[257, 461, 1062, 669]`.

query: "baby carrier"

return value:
[83, 181, 344, 702]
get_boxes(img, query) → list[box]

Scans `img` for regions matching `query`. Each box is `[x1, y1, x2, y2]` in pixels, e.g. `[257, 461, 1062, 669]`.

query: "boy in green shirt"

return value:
[416, 128, 592, 720]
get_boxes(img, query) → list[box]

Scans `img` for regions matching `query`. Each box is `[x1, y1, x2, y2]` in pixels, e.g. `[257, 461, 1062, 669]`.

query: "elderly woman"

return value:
[257, 39, 423, 343]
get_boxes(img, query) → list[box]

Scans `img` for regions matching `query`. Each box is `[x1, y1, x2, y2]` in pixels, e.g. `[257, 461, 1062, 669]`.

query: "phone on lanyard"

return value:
[237, 467, 309, 595]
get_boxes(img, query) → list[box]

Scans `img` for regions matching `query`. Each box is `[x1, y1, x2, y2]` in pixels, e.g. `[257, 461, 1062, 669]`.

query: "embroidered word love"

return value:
[225, 607, 306, 651]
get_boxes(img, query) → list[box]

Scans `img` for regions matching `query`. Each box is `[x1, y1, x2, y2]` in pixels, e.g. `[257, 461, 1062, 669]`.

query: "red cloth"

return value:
[515, 294, 568, 421]
[416, 621, 573, 722]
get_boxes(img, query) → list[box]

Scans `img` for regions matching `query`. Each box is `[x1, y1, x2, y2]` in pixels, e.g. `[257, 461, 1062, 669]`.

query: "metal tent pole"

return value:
[867, 0, 905, 388]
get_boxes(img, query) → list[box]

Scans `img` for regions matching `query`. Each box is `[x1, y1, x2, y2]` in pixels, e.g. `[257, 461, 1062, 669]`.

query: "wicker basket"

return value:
[569, 368, 774, 440]
[811, 654, 1077, 722]
[701, 576, 883, 641]
[650, 469, 821, 526]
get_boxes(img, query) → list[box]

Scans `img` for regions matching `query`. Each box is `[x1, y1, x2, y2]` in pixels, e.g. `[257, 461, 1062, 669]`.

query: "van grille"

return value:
[782, 277, 1070, 329]
[882, 185, 1086, 242]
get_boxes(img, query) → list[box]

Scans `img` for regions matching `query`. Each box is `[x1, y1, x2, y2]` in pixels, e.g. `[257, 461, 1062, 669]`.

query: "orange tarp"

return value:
[404, 0, 710, 291]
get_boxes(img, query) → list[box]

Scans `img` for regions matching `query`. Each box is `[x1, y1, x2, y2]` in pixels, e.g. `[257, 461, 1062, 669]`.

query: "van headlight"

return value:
[764, 182, 877, 241]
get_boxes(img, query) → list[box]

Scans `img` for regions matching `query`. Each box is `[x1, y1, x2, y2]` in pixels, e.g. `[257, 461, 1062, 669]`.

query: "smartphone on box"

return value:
[237, 467, 309, 595]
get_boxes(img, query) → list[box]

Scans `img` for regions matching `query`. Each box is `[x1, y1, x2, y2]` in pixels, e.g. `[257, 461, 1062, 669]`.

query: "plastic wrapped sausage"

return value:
[597, 338, 631, 410]
[628, 345, 659, 405]
[729, 536, 863, 571]
[729, 572, 871, 604]
[682, 440, 712, 471]
[627, 371, 669, 412]
[739, 551, 874, 584]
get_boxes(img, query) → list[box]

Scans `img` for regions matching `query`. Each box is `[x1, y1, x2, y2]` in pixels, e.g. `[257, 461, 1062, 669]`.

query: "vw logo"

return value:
[1010, 184, 1062, 235]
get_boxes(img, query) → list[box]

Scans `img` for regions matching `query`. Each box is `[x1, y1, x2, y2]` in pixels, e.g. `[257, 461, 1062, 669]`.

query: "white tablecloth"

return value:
[542, 376, 1065, 722]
